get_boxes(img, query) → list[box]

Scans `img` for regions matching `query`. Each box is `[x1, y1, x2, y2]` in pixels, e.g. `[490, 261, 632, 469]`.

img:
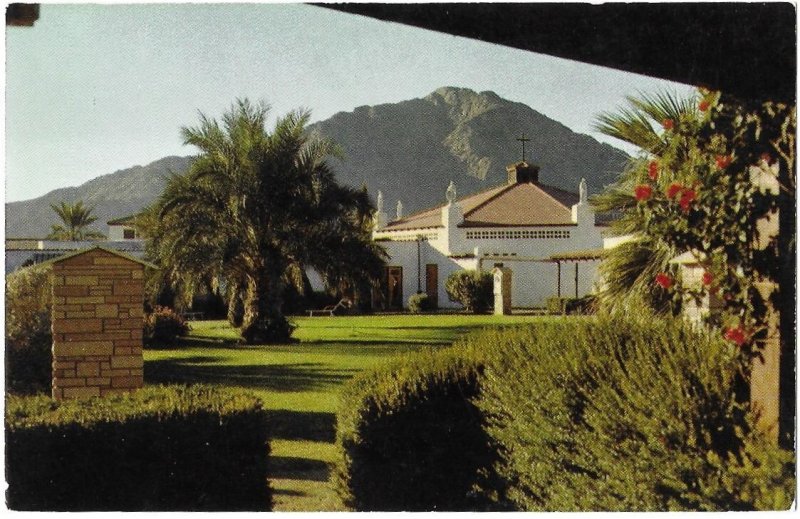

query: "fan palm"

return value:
[46, 200, 105, 241]
[591, 90, 696, 312]
[147, 99, 385, 343]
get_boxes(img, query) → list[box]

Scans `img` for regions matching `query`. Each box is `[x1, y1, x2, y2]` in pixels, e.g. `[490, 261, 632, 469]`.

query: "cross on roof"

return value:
[516, 133, 531, 162]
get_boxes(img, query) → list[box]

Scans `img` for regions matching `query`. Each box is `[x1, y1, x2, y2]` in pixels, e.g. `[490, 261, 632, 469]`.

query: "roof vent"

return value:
[506, 161, 540, 184]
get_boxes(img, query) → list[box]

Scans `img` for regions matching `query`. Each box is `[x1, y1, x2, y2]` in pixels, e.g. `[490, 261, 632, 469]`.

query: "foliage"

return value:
[46, 200, 105, 241]
[407, 292, 435, 313]
[445, 270, 493, 313]
[476, 315, 795, 511]
[545, 295, 597, 315]
[333, 342, 502, 511]
[143, 306, 190, 347]
[5, 264, 53, 394]
[594, 90, 796, 355]
[5, 385, 271, 511]
[143, 99, 385, 343]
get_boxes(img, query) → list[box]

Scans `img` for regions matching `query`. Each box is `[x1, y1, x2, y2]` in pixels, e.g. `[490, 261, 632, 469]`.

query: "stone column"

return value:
[51, 247, 146, 400]
[492, 266, 512, 315]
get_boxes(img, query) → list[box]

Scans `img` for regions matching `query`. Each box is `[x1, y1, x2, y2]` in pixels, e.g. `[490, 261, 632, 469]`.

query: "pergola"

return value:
[547, 249, 605, 299]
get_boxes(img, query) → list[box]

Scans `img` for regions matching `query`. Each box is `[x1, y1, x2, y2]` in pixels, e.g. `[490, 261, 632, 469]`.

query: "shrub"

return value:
[5, 264, 53, 394]
[407, 292, 435, 313]
[476, 315, 795, 511]
[144, 306, 189, 347]
[445, 270, 493, 313]
[6, 385, 271, 511]
[333, 341, 503, 511]
[545, 295, 597, 315]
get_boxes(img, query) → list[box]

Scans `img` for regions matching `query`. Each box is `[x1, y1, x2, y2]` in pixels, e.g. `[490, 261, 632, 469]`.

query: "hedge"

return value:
[444, 270, 493, 313]
[333, 341, 504, 511]
[476, 315, 795, 511]
[5, 264, 53, 394]
[6, 385, 272, 511]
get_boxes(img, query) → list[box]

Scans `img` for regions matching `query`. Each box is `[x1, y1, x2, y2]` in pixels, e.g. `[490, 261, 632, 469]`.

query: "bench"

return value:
[307, 299, 350, 317]
[181, 311, 204, 321]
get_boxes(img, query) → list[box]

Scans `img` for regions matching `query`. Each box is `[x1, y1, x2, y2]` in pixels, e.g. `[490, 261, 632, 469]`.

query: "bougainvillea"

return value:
[630, 89, 795, 357]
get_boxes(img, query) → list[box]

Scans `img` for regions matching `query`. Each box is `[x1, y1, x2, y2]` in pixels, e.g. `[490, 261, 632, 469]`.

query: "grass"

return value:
[144, 313, 549, 511]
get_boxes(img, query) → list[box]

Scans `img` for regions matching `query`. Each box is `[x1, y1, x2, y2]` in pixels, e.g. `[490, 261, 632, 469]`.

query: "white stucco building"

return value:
[372, 161, 604, 309]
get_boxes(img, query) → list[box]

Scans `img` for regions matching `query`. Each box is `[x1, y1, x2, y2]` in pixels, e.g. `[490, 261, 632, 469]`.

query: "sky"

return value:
[5, 3, 693, 203]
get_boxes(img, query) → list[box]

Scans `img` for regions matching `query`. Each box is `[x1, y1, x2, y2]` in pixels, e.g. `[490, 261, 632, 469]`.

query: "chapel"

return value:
[372, 160, 604, 309]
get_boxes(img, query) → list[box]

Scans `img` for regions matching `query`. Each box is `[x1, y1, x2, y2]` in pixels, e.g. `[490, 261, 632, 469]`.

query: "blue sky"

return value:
[5, 3, 692, 202]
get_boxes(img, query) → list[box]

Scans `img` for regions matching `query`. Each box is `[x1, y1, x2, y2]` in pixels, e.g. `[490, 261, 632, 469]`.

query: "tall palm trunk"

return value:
[241, 262, 292, 344]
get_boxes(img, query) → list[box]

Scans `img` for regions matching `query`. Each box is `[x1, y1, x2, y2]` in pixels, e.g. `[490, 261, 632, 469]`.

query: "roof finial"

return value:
[376, 190, 384, 213]
[579, 178, 587, 204]
[396, 200, 403, 220]
[516, 133, 531, 162]
[446, 181, 457, 204]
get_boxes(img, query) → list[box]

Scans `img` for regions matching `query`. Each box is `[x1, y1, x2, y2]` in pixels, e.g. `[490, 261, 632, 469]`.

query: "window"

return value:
[123, 228, 136, 240]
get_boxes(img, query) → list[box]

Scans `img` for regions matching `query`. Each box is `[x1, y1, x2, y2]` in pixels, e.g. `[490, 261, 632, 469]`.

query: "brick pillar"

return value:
[51, 248, 145, 400]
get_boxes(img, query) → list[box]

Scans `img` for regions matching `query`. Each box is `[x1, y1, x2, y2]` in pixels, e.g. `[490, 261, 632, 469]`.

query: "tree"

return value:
[46, 200, 105, 241]
[591, 91, 698, 313]
[146, 99, 385, 343]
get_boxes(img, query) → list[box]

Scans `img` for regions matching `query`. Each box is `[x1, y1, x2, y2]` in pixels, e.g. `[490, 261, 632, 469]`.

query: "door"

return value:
[385, 266, 403, 309]
[425, 264, 438, 307]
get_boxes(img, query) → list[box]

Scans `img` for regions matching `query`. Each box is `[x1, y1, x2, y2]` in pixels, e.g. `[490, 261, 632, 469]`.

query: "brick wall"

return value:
[51, 248, 144, 400]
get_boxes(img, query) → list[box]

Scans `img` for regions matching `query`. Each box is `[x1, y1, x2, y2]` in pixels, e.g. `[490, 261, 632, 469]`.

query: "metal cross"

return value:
[516, 133, 532, 162]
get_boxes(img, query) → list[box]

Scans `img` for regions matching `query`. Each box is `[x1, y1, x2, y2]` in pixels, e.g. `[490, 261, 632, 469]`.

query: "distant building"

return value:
[107, 215, 144, 241]
[372, 161, 605, 309]
[5, 216, 145, 273]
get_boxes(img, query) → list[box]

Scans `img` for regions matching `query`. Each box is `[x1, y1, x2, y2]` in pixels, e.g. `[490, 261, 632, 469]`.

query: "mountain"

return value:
[309, 87, 628, 215]
[5, 87, 628, 238]
[6, 156, 193, 238]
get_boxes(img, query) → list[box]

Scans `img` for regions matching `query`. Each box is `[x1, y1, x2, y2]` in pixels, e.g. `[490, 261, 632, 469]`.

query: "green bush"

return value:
[407, 292, 435, 313]
[545, 295, 597, 315]
[144, 306, 189, 347]
[476, 316, 795, 511]
[333, 341, 503, 511]
[6, 385, 271, 511]
[445, 270, 493, 313]
[5, 265, 53, 394]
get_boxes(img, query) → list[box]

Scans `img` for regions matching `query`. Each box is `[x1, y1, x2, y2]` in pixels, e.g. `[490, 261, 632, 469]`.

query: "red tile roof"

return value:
[383, 181, 579, 231]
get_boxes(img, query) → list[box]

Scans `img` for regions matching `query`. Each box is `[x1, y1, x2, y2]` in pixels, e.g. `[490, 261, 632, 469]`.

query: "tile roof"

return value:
[383, 181, 579, 231]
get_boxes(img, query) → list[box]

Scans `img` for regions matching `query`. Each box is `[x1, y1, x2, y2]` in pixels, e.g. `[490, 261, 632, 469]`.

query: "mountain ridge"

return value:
[6, 87, 628, 238]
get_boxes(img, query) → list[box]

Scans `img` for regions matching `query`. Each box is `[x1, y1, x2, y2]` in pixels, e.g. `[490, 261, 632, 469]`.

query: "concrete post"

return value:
[492, 266, 512, 315]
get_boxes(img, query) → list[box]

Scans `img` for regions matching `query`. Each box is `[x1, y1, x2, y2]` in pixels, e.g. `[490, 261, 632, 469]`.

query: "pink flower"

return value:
[666, 183, 683, 199]
[634, 184, 653, 201]
[648, 160, 659, 181]
[715, 155, 732, 169]
[655, 273, 673, 289]
[679, 188, 697, 213]
[702, 271, 714, 286]
[724, 326, 749, 347]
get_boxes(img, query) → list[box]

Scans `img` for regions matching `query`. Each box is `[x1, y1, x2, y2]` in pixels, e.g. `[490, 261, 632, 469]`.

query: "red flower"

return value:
[655, 273, 673, 289]
[679, 188, 697, 212]
[715, 155, 732, 169]
[760, 152, 773, 164]
[702, 271, 714, 286]
[724, 326, 749, 347]
[648, 160, 659, 180]
[634, 184, 653, 201]
[698, 100, 710, 112]
[662, 119, 674, 130]
[666, 183, 683, 199]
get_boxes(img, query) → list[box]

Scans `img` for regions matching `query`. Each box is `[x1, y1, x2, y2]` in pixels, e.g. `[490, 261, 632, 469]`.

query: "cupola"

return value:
[506, 161, 540, 184]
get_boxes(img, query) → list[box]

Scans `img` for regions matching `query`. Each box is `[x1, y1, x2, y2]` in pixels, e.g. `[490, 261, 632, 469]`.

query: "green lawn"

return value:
[144, 313, 548, 511]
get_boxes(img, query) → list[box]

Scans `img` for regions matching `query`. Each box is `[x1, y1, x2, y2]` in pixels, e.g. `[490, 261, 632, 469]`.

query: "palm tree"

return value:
[591, 91, 696, 312]
[146, 99, 385, 343]
[46, 200, 106, 241]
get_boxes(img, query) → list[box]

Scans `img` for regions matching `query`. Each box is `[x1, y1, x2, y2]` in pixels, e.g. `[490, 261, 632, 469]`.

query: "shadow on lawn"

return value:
[265, 409, 336, 443]
[269, 456, 331, 482]
[145, 357, 358, 393]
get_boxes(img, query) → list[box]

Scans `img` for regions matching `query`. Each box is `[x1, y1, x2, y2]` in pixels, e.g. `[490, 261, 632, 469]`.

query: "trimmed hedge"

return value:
[407, 292, 435, 313]
[545, 295, 597, 315]
[333, 342, 503, 511]
[5, 264, 53, 394]
[144, 305, 190, 347]
[477, 316, 795, 511]
[6, 385, 271, 511]
[445, 270, 493, 313]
